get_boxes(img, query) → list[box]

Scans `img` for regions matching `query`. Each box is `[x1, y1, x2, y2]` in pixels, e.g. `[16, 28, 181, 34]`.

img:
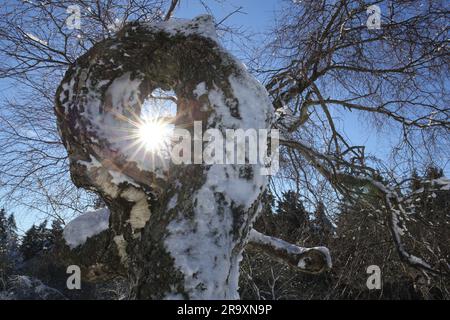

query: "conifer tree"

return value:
[274, 191, 310, 242]
[0, 210, 20, 275]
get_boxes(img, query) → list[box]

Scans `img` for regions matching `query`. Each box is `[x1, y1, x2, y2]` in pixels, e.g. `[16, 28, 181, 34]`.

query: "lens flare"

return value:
[137, 117, 173, 152]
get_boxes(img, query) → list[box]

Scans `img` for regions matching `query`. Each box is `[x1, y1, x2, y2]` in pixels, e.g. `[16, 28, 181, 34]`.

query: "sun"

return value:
[137, 117, 173, 152]
[110, 91, 177, 157]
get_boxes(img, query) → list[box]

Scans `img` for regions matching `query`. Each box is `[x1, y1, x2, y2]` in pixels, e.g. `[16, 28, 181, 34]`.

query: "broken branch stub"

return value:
[55, 15, 328, 299]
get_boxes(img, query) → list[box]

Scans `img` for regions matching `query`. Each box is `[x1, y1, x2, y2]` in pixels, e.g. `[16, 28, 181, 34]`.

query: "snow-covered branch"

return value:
[340, 175, 440, 273]
[246, 229, 332, 274]
[280, 138, 448, 276]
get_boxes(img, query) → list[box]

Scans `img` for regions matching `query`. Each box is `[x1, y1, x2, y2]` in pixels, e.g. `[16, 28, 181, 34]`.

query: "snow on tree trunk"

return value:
[55, 16, 275, 299]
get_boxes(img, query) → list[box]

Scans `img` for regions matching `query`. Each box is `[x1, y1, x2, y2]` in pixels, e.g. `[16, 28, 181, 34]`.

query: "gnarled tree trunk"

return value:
[55, 16, 330, 299]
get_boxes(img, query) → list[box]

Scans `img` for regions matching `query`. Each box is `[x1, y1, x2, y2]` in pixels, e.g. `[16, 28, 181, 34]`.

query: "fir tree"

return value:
[0, 208, 8, 267]
[0, 209, 20, 275]
[274, 191, 310, 242]
[313, 201, 334, 240]
[20, 225, 40, 261]
[49, 219, 64, 249]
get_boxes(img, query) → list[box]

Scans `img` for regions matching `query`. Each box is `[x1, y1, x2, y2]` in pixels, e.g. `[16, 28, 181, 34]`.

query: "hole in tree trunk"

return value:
[137, 88, 177, 155]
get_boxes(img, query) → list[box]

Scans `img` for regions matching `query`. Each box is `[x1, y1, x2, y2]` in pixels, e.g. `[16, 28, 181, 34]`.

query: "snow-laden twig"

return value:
[344, 175, 439, 275]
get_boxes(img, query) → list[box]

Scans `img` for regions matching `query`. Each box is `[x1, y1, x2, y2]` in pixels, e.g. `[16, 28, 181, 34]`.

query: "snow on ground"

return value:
[63, 208, 110, 248]
[0, 276, 66, 300]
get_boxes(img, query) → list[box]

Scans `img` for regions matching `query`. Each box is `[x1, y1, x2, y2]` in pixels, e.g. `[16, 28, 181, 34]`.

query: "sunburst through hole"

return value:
[136, 89, 177, 153]
[109, 88, 177, 163]
[137, 117, 173, 151]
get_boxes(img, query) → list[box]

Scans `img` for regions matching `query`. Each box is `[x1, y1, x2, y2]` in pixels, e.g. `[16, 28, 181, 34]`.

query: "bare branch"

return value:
[164, 0, 180, 21]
